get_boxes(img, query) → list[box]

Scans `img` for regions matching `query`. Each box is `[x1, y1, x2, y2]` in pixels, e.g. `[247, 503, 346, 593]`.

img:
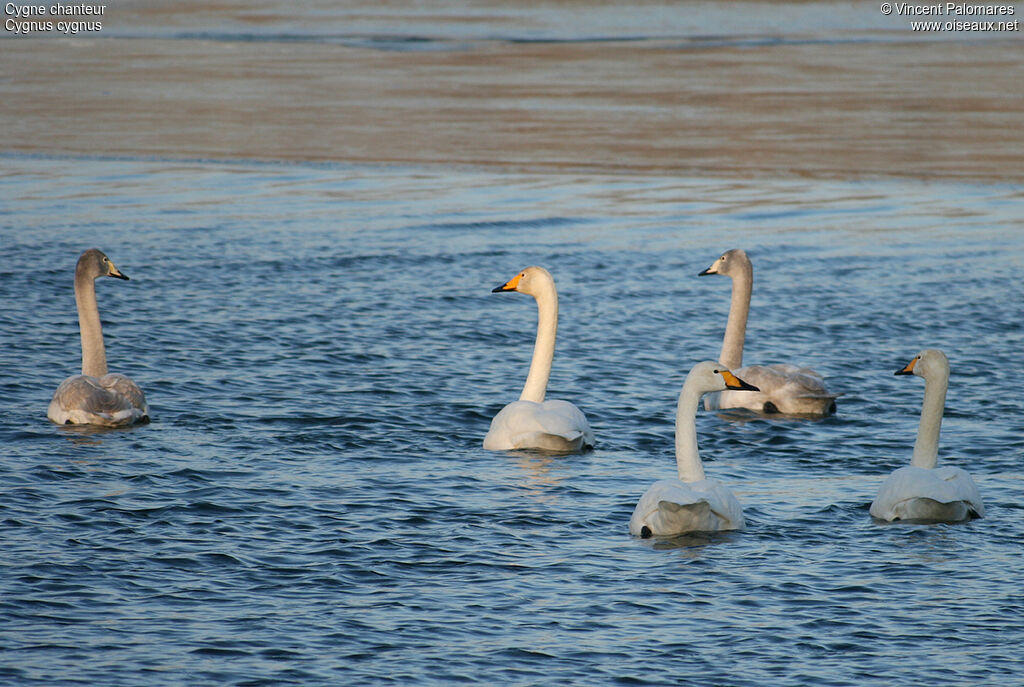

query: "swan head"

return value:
[492, 265, 554, 297]
[698, 248, 750, 278]
[895, 348, 948, 381]
[78, 248, 129, 281]
[686, 360, 760, 394]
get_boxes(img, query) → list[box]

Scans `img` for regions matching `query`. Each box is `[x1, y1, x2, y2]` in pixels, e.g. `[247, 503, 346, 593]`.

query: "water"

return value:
[3, 1, 1024, 683]
[2, 155, 1022, 685]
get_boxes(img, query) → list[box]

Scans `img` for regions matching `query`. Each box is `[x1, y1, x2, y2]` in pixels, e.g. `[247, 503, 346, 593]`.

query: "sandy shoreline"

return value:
[2, 32, 1022, 182]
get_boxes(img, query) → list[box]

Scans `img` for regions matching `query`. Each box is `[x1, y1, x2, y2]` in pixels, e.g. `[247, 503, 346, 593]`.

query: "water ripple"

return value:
[1, 157, 1022, 686]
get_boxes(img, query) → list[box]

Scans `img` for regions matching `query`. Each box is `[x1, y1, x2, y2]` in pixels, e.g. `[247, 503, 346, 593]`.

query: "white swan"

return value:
[869, 349, 983, 522]
[483, 266, 594, 452]
[629, 361, 759, 537]
[698, 248, 838, 416]
[47, 249, 149, 427]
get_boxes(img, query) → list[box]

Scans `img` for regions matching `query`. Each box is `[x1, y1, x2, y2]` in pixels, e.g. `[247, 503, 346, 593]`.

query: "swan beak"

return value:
[492, 273, 523, 293]
[895, 358, 918, 376]
[721, 370, 759, 391]
[698, 265, 717, 277]
[108, 263, 130, 281]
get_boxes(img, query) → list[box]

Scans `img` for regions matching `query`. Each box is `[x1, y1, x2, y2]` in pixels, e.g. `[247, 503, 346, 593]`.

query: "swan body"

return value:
[630, 362, 758, 537]
[870, 466, 982, 522]
[47, 249, 148, 427]
[630, 477, 744, 538]
[483, 266, 594, 452]
[704, 363, 834, 416]
[699, 249, 837, 416]
[483, 399, 592, 453]
[870, 349, 983, 522]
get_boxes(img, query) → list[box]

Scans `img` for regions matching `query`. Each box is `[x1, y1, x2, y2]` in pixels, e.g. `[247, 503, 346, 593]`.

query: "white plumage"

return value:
[629, 361, 758, 537]
[484, 399, 592, 453]
[869, 349, 983, 522]
[483, 266, 594, 452]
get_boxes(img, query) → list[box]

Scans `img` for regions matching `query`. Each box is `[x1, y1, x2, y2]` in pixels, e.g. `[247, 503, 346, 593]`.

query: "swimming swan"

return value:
[869, 349, 983, 522]
[483, 266, 594, 452]
[47, 249, 149, 427]
[698, 248, 838, 416]
[630, 361, 759, 537]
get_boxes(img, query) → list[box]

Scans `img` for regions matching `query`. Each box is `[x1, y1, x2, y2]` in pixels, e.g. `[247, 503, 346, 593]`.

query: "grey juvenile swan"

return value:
[698, 248, 838, 416]
[48, 249, 149, 427]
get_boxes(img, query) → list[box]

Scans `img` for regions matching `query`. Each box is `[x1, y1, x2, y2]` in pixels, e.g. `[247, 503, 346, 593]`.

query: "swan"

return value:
[698, 248, 838, 416]
[629, 361, 759, 537]
[869, 349, 983, 522]
[483, 266, 594, 452]
[47, 249, 149, 427]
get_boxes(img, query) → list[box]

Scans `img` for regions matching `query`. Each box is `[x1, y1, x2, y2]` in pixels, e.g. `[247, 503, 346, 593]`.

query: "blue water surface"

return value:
[1, 155, 1023, 686]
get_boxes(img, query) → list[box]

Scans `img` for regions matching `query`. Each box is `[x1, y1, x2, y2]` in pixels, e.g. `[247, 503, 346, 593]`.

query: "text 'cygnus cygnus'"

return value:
[483, 266, 594, 452]
[630, 361, 758, 538]
[869, 349, 983, 523]
[699, 248, 837, 416]
[48, 249, 149, 427]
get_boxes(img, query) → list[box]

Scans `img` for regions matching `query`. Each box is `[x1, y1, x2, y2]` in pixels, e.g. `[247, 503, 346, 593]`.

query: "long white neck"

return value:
[911, 369, 947, 469]
[673, 378, 706, 482]
[519, 279, 558, 403]
[720, 262, 752, 370]
[75, 263, 107, 378]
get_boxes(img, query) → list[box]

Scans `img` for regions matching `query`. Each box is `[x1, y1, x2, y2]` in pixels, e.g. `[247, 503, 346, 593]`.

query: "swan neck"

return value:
[75, 262, 108, 378]
[673, 379, 706, 482]
[911, 373, 946, 469]
[720, 265, 752, 370]
[519, 281, 557, 403]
